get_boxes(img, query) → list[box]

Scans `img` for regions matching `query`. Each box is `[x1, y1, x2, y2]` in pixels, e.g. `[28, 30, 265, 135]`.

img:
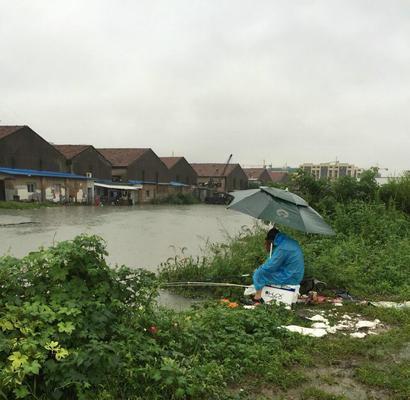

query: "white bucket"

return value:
[244, 284, 300, 306]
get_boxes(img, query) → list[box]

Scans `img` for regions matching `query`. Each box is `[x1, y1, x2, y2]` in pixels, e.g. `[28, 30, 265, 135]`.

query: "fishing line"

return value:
[162, 281, 250, 288]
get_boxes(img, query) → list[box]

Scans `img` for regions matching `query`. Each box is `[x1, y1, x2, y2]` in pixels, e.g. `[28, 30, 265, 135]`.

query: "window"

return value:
[27, 183, 36, 193]
[146, 190, 150, 198]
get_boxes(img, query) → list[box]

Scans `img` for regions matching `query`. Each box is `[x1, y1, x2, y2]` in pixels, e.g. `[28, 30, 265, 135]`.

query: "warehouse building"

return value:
[0, 126, 66, 172]
[191, 163, 248, 192]
[97, 148, 170, 202]
[160, 157, 197, 186]
[53, 144, 112, 180]
[0, 167, 93, 203]
[243, 168, 273, 187]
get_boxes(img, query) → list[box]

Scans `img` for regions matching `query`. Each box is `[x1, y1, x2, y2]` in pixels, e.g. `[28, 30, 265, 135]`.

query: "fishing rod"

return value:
[197, 273, 251, 281]
[162, 273, 252, 289]
[162, 281, 250, 288]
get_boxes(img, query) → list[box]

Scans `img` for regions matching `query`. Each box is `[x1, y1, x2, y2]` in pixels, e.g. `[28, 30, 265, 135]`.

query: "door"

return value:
[0, 180, 5, 201]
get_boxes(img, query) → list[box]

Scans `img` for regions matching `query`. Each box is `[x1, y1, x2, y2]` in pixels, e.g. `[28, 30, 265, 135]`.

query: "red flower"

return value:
[148, 325, 158, 335]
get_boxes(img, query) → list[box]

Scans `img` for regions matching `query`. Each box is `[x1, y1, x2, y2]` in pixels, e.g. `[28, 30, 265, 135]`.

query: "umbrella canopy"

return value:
[228, 187, 335, 235]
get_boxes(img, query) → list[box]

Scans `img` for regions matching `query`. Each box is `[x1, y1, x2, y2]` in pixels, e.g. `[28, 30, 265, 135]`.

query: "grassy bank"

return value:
[1, 234, 409, 399]
[159, 201, 410, 300]
[0, 201, 60, 210]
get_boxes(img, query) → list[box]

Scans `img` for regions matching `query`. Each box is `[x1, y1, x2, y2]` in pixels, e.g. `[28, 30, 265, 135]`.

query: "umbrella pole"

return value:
[269, 222, 275, 257]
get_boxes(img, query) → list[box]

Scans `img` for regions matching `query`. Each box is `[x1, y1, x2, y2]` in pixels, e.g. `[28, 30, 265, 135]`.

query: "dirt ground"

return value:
[230, 304, 410, 400]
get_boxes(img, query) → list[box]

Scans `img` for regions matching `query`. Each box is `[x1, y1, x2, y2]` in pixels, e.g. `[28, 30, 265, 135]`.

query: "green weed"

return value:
[160, 202, 410, 300]
[150, 192, 200, 205]
[355, 361, 410, 399]
[0, 201, 59, 209]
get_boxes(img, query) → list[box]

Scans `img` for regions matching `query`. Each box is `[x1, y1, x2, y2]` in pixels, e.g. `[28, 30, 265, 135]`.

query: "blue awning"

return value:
[128, 180, 189, 187]
[0, 167, 89, 180]
[169, 181, 189, 187]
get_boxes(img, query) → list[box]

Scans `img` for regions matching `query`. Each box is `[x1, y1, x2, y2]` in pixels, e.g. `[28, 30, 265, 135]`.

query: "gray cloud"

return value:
[0, 0, 409, 172]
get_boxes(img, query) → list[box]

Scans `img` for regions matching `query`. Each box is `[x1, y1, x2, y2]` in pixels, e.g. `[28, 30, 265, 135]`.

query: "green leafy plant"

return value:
[160, 202, 410, 300]
[150, 193, 200, 205]
[0, 235, 158, 399]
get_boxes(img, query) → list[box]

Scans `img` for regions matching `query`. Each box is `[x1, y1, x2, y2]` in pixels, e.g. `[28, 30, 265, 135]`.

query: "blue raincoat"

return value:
[253, 233, 304, 290]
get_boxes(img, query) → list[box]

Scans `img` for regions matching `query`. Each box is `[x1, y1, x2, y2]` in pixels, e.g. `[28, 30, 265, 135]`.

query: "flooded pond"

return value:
[0, 205, 254, 309]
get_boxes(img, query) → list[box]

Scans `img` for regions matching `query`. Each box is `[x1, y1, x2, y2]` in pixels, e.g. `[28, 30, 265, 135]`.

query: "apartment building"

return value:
[300, 162, 363, 180]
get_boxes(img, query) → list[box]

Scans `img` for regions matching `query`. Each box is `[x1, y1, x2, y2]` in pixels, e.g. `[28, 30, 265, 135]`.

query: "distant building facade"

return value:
[300, 162, 364, 180]
[191, 163, 248, 192]
[0, 126, 66, 172]
[98, 148, 171, 202]
[160, 157, 197, 185]
[0, 167, 93, 203]
[243, 168, 273, 186]
[54, 145, 112, 181]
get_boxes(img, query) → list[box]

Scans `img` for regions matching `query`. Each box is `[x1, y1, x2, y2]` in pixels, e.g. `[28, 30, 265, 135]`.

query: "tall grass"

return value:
[159, 202, 410, 300]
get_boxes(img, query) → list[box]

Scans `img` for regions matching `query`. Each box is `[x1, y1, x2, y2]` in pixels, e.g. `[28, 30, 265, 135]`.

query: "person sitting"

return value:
[252, 227, 304, 304]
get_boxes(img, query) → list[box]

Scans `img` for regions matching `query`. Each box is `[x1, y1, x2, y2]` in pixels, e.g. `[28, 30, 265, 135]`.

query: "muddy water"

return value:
[0, 205, 254, 309]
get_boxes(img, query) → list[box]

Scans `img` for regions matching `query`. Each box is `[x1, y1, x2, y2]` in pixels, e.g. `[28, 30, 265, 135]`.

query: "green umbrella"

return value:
[228, 186, 335, 235]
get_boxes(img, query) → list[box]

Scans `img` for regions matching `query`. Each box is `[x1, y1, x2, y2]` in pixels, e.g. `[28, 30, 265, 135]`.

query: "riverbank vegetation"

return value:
[1, 235, 409, 399]
[1, 170, 409, 399]
[0, 201, 60, 210]
[160, 201, 410, 300]
[150, 192, 200, 205]
[160, 170, 410, 301]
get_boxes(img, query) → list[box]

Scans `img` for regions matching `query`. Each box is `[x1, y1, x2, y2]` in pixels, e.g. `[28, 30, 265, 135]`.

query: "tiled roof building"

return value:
[268, 171, 290, 183]
[98, 148, 169, 183]
[191, 163, 248, 192]
[53, 144, 112, 180]
[160, 157, 197, 185]
[243, 168, 273, 185]
[0, 125, 66, 172]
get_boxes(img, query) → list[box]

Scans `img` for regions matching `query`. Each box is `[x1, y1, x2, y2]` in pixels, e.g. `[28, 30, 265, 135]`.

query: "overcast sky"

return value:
[0, 1, 409, 172]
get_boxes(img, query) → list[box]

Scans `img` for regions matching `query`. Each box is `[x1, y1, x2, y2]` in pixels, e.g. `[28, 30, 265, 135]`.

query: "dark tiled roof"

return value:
[191, 163, 239, 177]
[53, 144, 90, 159]
[243, 168, 269, 180]
[0, 126, 25, 140]
[160, 157, 183, 169]
[269, 171, 289, 183]
[97, 148, 149, 167]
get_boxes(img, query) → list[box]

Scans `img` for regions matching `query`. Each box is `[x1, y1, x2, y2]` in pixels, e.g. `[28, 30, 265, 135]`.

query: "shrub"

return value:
[0, 235, 311, 399]
[379, 174, 410, 214]
[0, 235, 158, 399]
[150, 193, 199, 205]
